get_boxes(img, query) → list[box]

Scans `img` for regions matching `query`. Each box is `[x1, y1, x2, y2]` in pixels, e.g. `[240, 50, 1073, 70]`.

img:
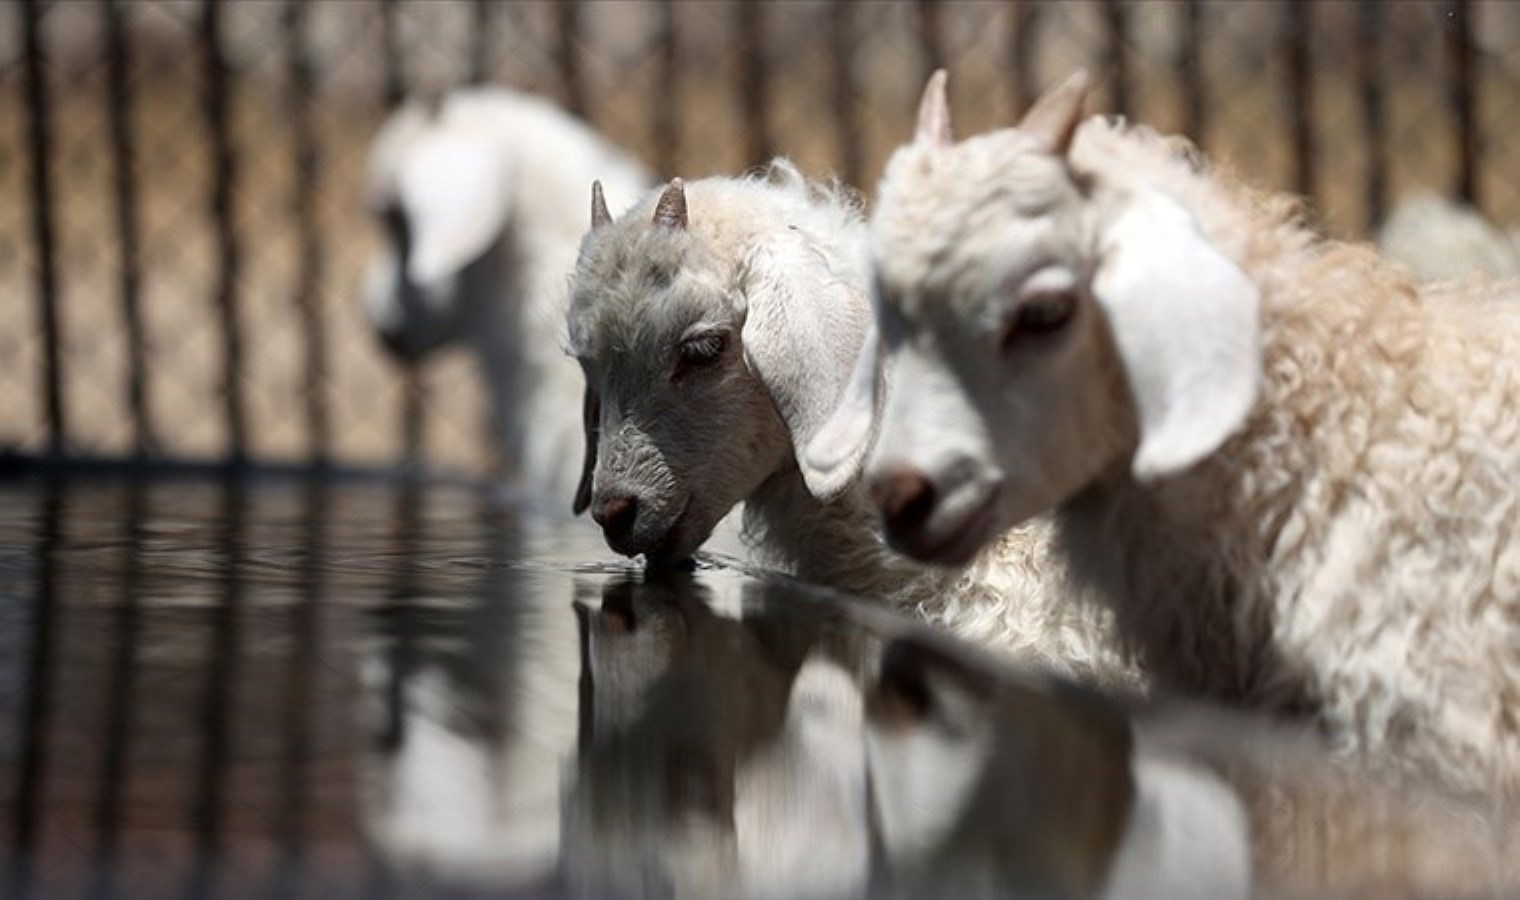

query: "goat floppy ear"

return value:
[397, 134, 511, 287]
[1093, 189, 1261, 481]
[572, 385, 599, 515]
[803, 320, 881, 496]
[741, 232, 872, 503]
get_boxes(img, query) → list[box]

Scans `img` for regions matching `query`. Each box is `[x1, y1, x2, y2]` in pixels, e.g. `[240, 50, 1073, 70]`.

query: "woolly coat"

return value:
[1051, 119, 1520, 790]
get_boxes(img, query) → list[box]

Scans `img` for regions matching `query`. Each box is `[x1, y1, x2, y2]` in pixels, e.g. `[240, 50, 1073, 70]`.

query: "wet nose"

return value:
[593, 495, 639, 541]
[871, 468, 938, 538]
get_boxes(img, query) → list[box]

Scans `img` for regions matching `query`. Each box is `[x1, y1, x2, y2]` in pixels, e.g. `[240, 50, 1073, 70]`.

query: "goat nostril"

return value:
[593, 495, 639, 538]
[878, 471, 937, 535]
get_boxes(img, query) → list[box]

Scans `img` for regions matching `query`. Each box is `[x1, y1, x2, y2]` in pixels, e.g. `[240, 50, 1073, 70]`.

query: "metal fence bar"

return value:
[187, 482, 245, 897]
[6, 479, 62, 899]
[1180, 0, 1206, 149]
[469, 0, 494, 87]
[1102, 0, 1130, 118]
[201, 0, 248, 465]
[1355, 0, 1387, 230]
[828, 0, 861, 188]
[556, 0, 587, 118]
[1446, 0, 1478, 206]
[380, 0, 406, 108]
[89, 483, 146, 900]
[916, 0, 946, 78]
[652, 0, 680, 177]
[284, 1, 331, 466]
[22, 0, 65, 455]
[105, 0, 156, 457]
[380, 0, 428, 470]
[1009, 0, 1041, 113]
[1282, 0, 1316, 207]
[736, 0, 772, 167]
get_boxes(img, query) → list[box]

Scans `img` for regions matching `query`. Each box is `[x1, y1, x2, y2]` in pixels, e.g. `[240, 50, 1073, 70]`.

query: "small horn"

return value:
[653, 178, 688, 230]
[591, 180, 612, 229]
[914, 69, 952, 149]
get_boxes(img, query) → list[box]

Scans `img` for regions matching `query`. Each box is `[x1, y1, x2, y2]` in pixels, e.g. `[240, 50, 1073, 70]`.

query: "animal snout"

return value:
[592, 494, 640, 543]
[871, 467, 938, 539]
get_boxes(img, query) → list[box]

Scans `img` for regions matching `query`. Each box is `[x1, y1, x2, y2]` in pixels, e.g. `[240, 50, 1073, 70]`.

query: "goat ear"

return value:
[803, 320, 881, 496]
[741, 232, 872, 503]
[572, 385, 599, 515]
[1093, 189, 1261, 481]
[399, 136, 511, 287]
[1018, 69, 1089, 157]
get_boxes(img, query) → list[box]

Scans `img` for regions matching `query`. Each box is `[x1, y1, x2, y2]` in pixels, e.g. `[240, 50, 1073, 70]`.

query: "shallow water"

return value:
[0, 473, 989, 899]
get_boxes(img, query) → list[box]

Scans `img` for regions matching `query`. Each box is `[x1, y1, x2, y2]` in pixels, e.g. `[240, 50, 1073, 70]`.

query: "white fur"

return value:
[857, 71, 1520, 793]
[1377, 192, 1520, 282]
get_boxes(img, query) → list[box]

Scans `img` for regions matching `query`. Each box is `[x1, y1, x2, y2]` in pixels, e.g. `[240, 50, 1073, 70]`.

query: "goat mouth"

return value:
[887, 490, 1001, 567]
[639, 500, 700, 568]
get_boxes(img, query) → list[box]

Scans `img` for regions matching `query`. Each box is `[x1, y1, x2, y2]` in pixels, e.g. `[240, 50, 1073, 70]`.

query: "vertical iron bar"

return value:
[6, 479, 62, 899]
[1010, 0, 1042, 113]
[105, 0, 155, 456]
[379, 0, 427, 471]
[1282, 0, 1316, 206]
[1180, 0, 1207, 149]
[1355, 0, 1386, 232]
[201, 0, 247, 465]
[1102, 0, 1130, 118]
[653, 0, 680, 176]
[285, 1, 330, 467]
[1447, 0, 1478, 205]
[736, 0, 771, 167]
[916, 0, 946, 78]
[469, 0, 493, 86]
[828, 0, 861, 187]
[379, 0, 406, 108]
[90, 483, 145, 900]
[22, 0, 65, 455]
[187, 482, 244, 898]
[556, 0, 587, 118]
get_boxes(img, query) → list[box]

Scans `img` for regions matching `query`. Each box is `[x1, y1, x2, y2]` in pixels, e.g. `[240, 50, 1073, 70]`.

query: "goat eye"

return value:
[1002, 291, 1076, 350]
[677, 332, 727, 370]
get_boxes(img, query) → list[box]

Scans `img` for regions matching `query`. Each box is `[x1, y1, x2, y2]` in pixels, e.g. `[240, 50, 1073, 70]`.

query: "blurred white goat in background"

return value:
[361, 87, 650, 502]
[1376, 192, 1520, 282]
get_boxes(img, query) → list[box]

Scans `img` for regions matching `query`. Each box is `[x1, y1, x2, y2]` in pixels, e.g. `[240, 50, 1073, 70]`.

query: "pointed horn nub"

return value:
[591, 180, 612, 229]
[915, 69, 952, 149]
[653, 178, 688, 230]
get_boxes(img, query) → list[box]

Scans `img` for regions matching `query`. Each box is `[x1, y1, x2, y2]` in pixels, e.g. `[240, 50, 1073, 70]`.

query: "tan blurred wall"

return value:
[2, 0, 1517, 474]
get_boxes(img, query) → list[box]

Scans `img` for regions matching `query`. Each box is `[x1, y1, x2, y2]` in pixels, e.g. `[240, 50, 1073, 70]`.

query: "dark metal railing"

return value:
[2, 0, 1505, 474]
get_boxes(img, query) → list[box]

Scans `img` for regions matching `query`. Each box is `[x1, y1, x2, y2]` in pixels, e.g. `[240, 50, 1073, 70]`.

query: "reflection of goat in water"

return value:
[565, 575, 870, 899]
[867, 634, 1520, 900]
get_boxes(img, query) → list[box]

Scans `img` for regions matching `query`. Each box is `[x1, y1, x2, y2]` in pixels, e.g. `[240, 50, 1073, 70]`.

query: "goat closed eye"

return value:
[674, 330, 728, 377]
[1002, 290, 1077, 350]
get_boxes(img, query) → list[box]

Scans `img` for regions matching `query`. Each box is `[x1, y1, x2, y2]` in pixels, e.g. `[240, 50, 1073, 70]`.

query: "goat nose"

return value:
[872, 469, 937, 537]
[593, 495, 639, 540]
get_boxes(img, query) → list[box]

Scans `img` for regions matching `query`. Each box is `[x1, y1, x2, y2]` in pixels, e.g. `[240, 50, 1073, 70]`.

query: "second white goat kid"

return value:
[566, 165, 1137, 687]
[362, 88, 650, 500]
[811, 70, 1520, 792]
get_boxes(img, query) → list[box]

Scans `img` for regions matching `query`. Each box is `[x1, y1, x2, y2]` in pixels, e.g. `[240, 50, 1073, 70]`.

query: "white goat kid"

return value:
[567, 166, 1136, 687]
[813, 69, 1520, 792]
[362, 87, 650, 500]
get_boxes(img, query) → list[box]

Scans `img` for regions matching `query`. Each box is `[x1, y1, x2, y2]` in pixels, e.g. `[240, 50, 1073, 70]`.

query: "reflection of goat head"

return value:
[565, 575, 869, 898]
[866, 633, 1520, 899]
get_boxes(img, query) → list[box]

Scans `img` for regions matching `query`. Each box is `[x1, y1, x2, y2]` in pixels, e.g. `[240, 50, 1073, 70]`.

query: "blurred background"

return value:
[2, 0, 1516, 479]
